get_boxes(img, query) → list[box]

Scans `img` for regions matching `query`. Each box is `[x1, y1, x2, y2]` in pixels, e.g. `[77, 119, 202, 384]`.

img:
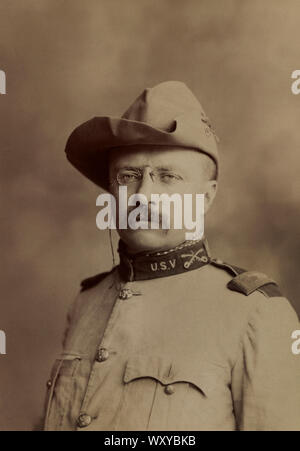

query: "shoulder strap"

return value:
[80, 269, 113, 292]
[210, 258, 282, 298]
[227, 271, 282, 297]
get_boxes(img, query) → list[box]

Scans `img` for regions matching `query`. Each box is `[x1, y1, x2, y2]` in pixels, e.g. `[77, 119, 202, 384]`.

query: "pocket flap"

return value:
[54, 353, 82, 377]
[123, 355, 221, 396]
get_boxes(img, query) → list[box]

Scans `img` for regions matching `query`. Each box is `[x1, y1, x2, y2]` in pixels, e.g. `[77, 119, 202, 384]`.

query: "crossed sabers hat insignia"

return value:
[200, 112, 220, 143]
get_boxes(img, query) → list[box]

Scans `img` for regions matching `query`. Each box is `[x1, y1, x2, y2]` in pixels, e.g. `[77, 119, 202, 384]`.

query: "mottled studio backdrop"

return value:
[0, 0, 300, 431]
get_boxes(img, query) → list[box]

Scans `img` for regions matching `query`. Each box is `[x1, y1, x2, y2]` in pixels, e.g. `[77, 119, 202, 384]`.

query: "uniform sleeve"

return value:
[231, 296, 300, 431]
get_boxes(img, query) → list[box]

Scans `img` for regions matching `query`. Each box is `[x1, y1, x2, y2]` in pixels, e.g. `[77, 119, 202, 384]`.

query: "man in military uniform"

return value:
[43, 81, 300, 431]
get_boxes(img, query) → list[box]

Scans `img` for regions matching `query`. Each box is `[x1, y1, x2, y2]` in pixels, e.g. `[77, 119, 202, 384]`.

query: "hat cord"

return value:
[109, 228, 116, 268]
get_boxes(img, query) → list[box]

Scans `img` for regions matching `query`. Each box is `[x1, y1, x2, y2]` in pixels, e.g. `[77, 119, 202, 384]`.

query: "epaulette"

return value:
[210, 258, 282, 298]
[80, 270, 112, 292]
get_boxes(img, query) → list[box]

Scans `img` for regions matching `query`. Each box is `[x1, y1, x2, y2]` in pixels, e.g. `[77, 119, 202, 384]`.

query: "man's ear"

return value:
[204, 180, 218, 214]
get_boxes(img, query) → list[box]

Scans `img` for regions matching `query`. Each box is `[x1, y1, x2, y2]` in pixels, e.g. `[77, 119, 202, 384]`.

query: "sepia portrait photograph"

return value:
[0, 0, 300, 435]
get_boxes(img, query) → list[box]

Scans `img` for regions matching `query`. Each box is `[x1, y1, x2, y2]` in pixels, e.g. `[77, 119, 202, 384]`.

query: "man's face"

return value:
[109, 145, 217, 253]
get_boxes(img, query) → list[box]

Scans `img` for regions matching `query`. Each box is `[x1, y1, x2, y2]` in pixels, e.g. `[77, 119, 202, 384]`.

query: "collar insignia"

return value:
[118, 238, 211, 282]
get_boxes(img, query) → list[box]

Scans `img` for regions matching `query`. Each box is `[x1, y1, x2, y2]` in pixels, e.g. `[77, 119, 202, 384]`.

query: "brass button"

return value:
[164, 384, 175, 395]
[119, 288, 133, 300]
[96, 347, 109, 362]
[77, 413, 92, 428]
[46, 380, 52, 389]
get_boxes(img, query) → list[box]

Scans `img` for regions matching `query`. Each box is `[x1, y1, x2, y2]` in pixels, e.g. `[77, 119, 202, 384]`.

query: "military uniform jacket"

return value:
[43, 240, 300, 431]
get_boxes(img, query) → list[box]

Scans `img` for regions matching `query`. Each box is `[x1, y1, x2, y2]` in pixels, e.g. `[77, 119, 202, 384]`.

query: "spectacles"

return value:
[112, 168, 183, 186]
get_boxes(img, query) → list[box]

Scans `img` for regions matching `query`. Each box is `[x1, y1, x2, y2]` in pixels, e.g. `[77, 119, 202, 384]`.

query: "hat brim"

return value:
[65, 116, 218, 190]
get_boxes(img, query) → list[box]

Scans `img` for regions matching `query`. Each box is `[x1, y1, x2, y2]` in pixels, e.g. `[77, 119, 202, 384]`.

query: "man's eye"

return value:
[160, 173, 182, 183]
[118, 172, 140, 184]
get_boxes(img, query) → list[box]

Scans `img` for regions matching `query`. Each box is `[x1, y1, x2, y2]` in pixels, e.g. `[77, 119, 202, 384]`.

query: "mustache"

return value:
[127, 203, 168, 224]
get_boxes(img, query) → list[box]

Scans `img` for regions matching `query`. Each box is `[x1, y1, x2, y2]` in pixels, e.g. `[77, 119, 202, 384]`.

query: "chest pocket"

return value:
[118, 355, 229, 431]
[43, 353, 83, 431]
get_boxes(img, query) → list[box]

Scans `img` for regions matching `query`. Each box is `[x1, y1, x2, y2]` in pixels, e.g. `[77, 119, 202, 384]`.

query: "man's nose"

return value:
[135, 169, 155, 200]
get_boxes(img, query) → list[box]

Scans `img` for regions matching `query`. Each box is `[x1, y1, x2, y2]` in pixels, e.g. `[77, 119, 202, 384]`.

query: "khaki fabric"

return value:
[43, 264, 300, 431]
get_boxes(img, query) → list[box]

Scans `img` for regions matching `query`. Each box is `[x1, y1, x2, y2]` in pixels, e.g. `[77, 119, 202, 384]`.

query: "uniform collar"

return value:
[118, 237, 211, 282]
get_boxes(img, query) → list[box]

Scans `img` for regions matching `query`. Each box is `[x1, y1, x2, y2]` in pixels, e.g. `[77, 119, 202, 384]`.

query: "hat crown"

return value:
[122, 81, 207, 131]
